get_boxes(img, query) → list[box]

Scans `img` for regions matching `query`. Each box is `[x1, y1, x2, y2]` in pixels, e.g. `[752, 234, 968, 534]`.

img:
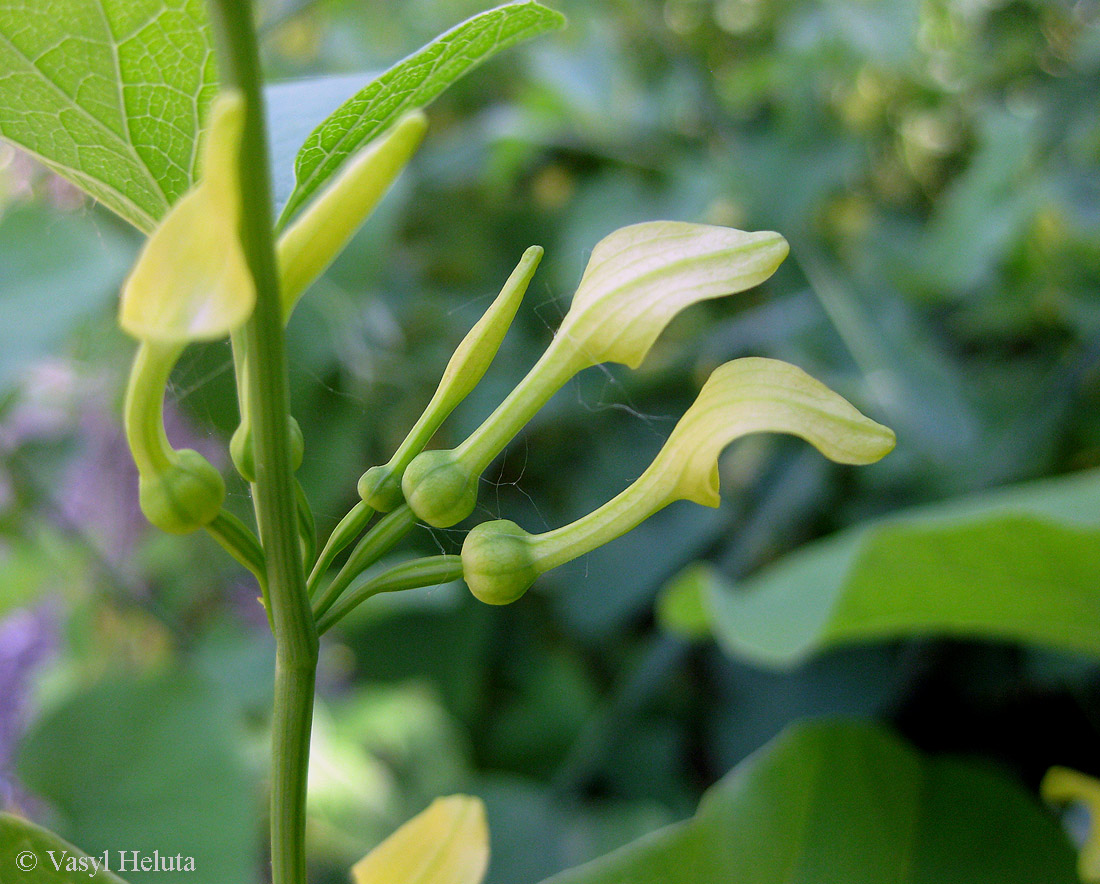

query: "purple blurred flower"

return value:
[0, 605, 56, 811]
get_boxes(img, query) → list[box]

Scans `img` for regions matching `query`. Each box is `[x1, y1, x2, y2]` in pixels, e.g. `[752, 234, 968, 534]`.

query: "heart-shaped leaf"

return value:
[0, 815, 129, 883]
[693, 467, 1100, 667]
[0, 0, 217, 232]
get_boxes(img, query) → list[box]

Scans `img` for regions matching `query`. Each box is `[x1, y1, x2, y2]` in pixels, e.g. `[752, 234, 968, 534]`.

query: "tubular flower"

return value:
[124, 339, 226, 534]
[277, 111, 427, 320]
[402, 221, 790, 528]
[359, 245, 543, 512]
[119, 96, 427, 529]
[461, 357, 896, 605]
[118, 92, 251, 533]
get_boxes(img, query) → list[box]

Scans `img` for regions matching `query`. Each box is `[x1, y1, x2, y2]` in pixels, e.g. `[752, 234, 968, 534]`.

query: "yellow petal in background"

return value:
[119, 92, 255, 343]
[351, 795, 489, 884]
[1042, 767, 1100, 882]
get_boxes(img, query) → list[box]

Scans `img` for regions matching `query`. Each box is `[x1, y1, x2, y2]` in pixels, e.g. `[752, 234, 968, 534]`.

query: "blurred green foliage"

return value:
[1, 0, 1098, 881]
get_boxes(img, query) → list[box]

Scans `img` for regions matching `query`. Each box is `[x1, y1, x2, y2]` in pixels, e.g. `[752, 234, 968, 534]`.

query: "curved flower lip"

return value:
[460, 357, 896, 599]
[647, 357, 896, 508]
[532, 357, 895, 566]
[119, 92, 254, 344]
[552, 221, 789, 370]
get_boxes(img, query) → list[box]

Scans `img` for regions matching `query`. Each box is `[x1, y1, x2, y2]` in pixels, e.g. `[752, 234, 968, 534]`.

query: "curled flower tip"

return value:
[461, 357, 894, 600]
[648, 357, 895, 508]
[361, 245, 543, 512]
[119, 91, 255, 343]
[278, 112, 428, 319]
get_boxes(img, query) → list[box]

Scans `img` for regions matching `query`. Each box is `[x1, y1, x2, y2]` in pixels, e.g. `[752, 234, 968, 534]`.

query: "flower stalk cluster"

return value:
[120, 97, 896, 623]
[117, 72, 894, 884]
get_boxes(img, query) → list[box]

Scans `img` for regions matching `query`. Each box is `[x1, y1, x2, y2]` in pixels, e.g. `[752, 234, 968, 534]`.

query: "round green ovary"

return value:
[461, 520, 538, 605]
[231, 416, 304, 481]
[358, 466, 404, 512]
[402, 450, 478, 528]
[139, 449, 226, 534]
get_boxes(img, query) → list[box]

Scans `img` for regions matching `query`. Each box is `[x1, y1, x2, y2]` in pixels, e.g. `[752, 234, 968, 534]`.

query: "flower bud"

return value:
[277, 112, 428, 319]
[358, 466, 403, 513]
[461, 520, 537, 605]
[361, 246, 542, 512]
[139, 448, 226, 534]
[231, 416, 305, 482]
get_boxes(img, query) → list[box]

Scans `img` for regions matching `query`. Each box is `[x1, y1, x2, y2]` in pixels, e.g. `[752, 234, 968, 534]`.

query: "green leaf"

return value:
[0, 814, 129, 882]
[698, 467, 1100, 667]
[0, 0, 217, 233]
[17, 672, 259, 884]
[277, 1, 565, 226]
[541, 720, 1078, 884]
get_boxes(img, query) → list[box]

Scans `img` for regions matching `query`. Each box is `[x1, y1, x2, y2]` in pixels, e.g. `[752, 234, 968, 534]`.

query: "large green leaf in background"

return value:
[16, 673, 259, 884]
[541, 720, 1078, 884]
[0, 814, 129, 882]
[276, 1, 566, 226]
[0, 0, 217, 233]
[687, 467, 1100, 667]
[0, 204, 133, 388]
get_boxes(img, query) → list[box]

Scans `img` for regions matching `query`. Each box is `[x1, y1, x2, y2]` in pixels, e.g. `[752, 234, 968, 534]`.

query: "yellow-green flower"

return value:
[119, 92, 253, 344]
[403, 221, 790, 528]
[461, 357, 895, 605]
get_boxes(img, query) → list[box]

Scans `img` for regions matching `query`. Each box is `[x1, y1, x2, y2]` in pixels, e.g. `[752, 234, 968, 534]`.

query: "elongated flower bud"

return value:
[461, 358, 895, 604]
[404, 222, 789, 528]
[277, 112, 427, 320]
[360, 246, 542, 511]
[119, 92, 253, 343]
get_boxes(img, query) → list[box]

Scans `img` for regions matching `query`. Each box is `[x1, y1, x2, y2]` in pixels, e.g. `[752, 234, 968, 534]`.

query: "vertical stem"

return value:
[205, 4, 318, 884]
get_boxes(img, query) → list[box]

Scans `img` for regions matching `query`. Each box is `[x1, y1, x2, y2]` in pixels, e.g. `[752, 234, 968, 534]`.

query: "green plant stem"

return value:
[311, 504, 418, 620]
[307, 500, 375, 596]
[316, 555, 462, 634]
[206, 4, 317, 884]
[206, 510, 266, 582]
